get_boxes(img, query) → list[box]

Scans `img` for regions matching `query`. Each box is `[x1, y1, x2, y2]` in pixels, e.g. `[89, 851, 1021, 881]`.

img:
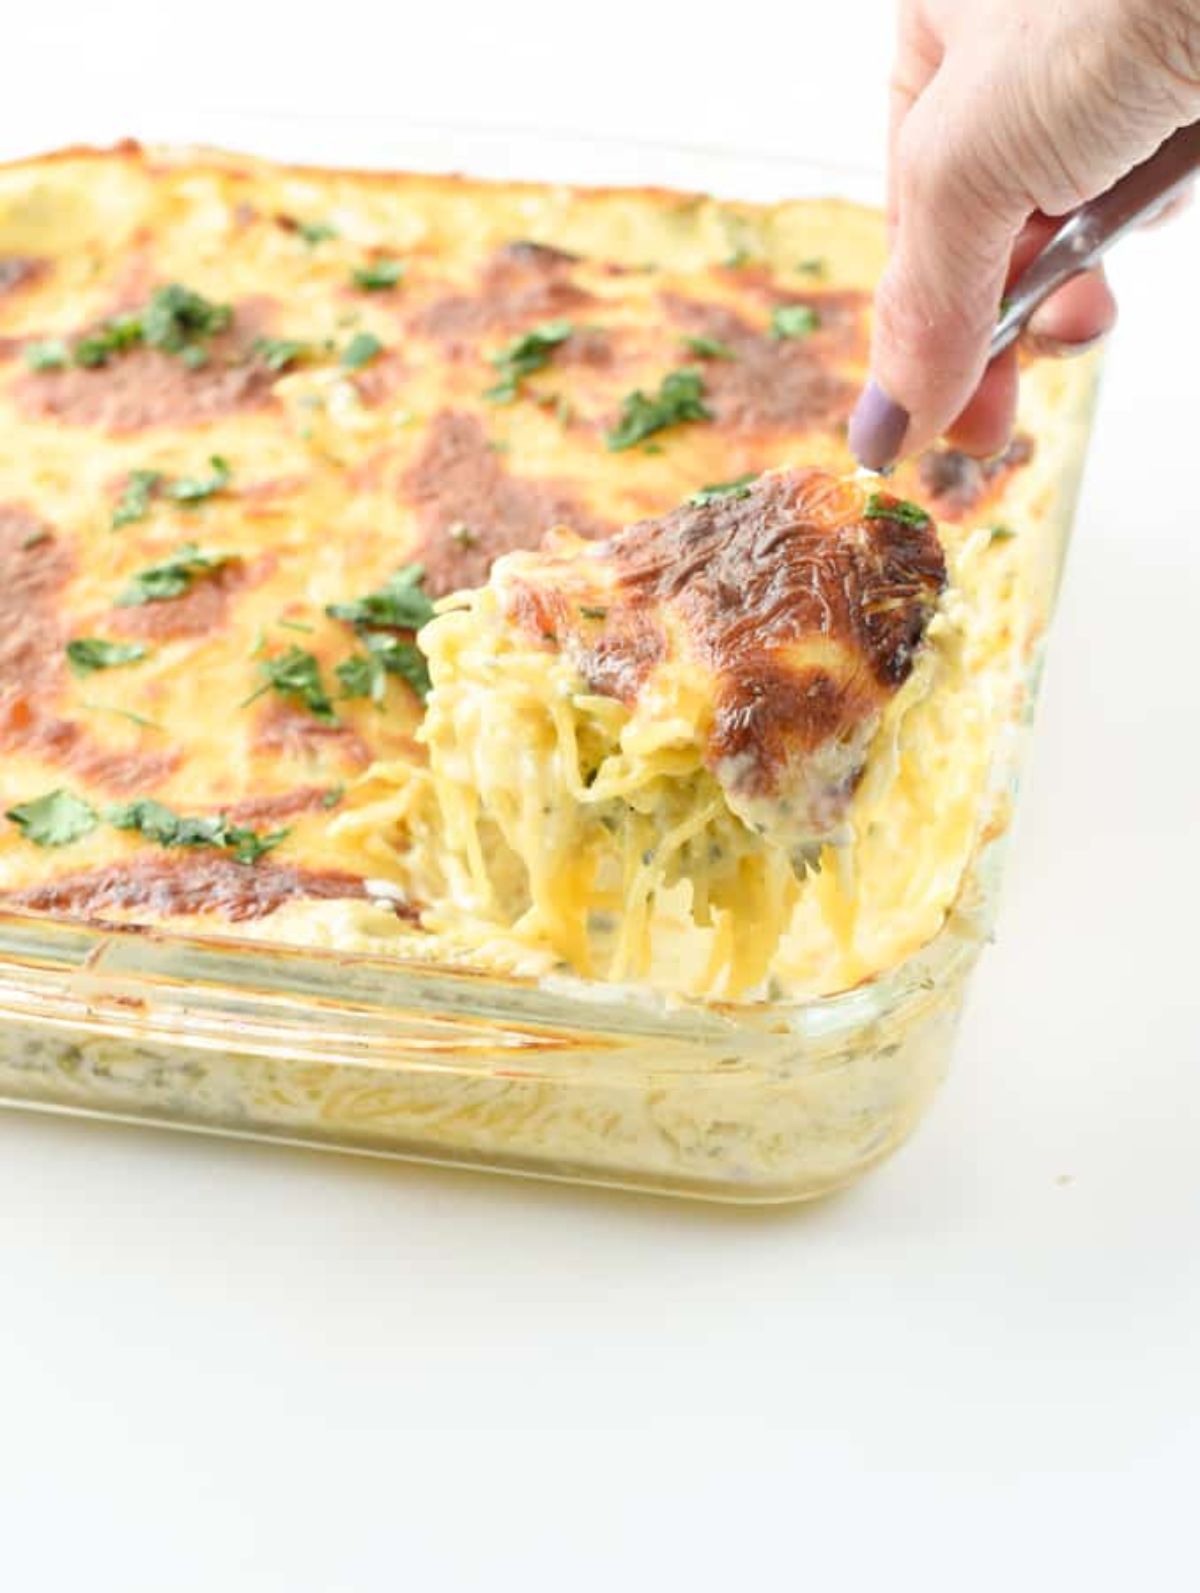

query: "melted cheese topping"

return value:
[0, 143, 1098, 1001]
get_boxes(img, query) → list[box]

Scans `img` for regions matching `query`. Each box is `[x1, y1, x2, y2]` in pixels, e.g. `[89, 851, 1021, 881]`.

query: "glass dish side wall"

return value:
[0, 129, 1100, 1201]
[0, 903, 979, 1201]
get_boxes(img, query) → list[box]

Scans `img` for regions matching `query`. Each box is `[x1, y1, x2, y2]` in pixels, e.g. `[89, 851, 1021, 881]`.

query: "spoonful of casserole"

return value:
[409, 468, 946, 991]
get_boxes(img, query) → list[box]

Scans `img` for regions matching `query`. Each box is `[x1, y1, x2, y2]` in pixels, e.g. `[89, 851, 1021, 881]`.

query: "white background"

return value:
[2, 4, 1198, 1589]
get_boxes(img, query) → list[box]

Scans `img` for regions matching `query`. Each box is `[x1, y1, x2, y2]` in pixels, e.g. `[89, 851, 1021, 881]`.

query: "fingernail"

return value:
[848, 381, 910, 471]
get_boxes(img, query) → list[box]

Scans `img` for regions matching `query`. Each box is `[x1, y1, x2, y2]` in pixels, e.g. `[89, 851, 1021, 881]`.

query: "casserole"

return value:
[0, 127, 1099, 1200]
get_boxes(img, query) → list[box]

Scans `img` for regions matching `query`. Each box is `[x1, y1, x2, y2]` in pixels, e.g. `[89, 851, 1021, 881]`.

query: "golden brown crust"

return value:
[12, 299, 278, 434]
[661, 291, 865, 436]
[3, 855, 370, 923]
[506, 469, 946, 803]
[917, 435, 1034, 520]
[0, 140, 970, 936]
[0, 506, 180, 795]
[410, 243, 593, 348]
[403, 412, 614, 595]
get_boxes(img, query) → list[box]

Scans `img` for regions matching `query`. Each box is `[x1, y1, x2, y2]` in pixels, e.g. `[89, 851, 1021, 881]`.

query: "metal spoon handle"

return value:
[990, 120, 1200, 360]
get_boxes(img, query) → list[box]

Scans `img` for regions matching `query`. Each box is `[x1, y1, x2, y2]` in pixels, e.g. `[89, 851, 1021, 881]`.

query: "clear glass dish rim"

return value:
[0, 119, 1095, 1059]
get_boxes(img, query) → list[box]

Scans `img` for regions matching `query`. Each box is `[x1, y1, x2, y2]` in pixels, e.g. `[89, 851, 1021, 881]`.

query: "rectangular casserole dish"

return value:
[0, 124, 1100, 1202]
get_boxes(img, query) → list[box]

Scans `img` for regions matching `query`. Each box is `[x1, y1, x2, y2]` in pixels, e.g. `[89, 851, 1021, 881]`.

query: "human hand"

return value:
[849, 0, 1200, 470]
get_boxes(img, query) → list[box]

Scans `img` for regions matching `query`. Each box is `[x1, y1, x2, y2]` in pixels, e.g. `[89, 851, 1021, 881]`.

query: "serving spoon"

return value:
[990, 119, 1200, 359]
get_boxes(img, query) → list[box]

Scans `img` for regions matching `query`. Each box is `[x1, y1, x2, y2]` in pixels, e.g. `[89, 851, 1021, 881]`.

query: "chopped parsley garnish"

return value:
[605, 368, 712, 452]
[328, 566, 434, 703]
[23, 338, 71, 371]
[112, 469, 164, 529]
[341, 331, 383, 370]
[106, 798, 288, 865]
[111, 459, 230, 527]
[681, 335, 735, 360]
[297, 219, 338, 246]
[64, 284, 232, 371]
[251, 646, 338, 724]
[351, 258, 406, 291]
[770, 304, 820, 340]
[141, 283, 232, 358]
[164, 455, 232, 505]
[687, 473, 759, 507]
[326, 563, 435, 633]
[75, 314, 144, 368]
[334, 653, 379, 702]
[66, 638, 150, 677]
[5, 789, 99, 847]
[578, 604, 608, 620]
[6, 790, 285, 862]
[988, 524, 1017, 544]
[863, 493, 932, 529]
[336, 633, 431, 705]
[253, 337, 313, 373]
[796, 257, 827, 278]
[484, 320, 573, 404]
[115, 544, 235, 606]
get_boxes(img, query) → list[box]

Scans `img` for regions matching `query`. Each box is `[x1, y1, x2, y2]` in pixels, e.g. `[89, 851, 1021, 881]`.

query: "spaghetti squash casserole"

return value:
[0, 143, 1096, 1003]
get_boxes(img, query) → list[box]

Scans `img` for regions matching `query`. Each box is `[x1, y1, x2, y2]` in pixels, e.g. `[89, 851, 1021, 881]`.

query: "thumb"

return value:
[850, 77, 1027, 469]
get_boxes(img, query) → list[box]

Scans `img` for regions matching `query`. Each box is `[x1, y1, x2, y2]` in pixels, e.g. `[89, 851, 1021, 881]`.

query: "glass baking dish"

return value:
[0, 123, 1100, 1202]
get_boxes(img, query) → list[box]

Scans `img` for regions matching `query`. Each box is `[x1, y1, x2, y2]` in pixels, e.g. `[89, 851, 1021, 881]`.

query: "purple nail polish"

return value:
[848, 381, 910, 471]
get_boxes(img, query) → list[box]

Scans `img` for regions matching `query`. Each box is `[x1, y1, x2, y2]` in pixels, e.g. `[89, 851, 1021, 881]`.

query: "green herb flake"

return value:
[23, 338, 71, 372]
[351, 258, 406, 292]
[687, 473, 759, 507]
[770, 304, 820, 340]
[74, 313, 144, 368]
[605, 368, 712, 452]
[320, 785, 345, 810]
[115, 543, 235, 607]
[484, 320, 574, 404]
[111, 470, 163, 529]
[66, 638, 150, 677]
[796, 257, 828, 278]
[79, 703, 164, 733]
[336, 633, 431, 704]
[988, 524, 1017, 544]
[254, 646, 338, 724]
[105, 798, 288, 866]
[334, 652, 381, 703]
[164, 455, 232, 505]
[578, 605, 608, 620]
[253, 337, 313, 373]
[67, 284, 231, 371]
[298, 219, 338, 246]
[341, 331, 384, 371]
[863, 493, 932, 530]
[5, 789, 99, 848]
[681, 335, 735, 360]
[326, 563, 434, 633]
[367, 633, 431, 701]
[142, 283, 232, 356]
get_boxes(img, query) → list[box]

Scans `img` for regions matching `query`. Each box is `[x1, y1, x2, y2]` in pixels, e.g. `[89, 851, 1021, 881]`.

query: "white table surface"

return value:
[2, 5, 1197, 1589]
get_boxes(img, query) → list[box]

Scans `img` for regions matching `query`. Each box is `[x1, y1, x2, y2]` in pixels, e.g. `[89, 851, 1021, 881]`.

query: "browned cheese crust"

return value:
[504, 469, 946, 810]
